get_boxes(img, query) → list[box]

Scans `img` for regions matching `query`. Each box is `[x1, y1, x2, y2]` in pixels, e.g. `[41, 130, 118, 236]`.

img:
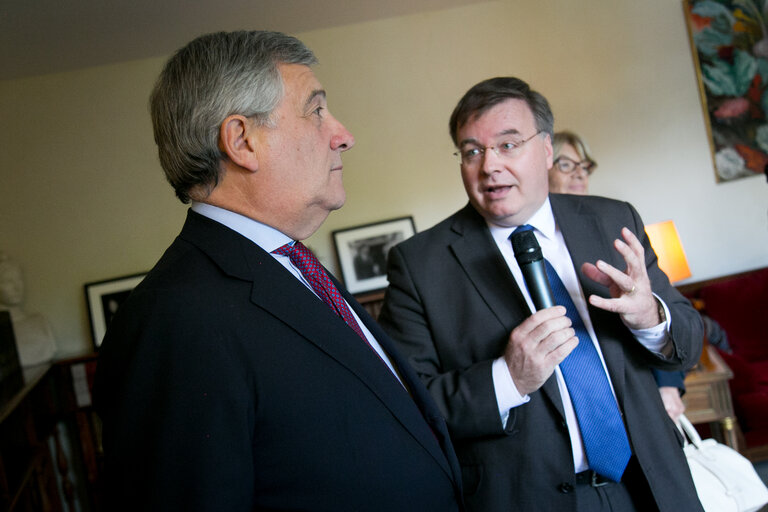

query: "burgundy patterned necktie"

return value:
[273, 242, 368, 342]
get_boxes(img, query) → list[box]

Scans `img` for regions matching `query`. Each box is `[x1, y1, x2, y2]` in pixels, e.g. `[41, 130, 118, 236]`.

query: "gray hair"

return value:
[449, 77, 554, 146]
[150, 31, 317, 203]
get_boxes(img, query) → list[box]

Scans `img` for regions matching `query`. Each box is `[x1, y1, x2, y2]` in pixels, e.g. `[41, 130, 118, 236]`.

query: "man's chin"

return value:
[329, 194, 346, 211]
[475, 205, 527, 228]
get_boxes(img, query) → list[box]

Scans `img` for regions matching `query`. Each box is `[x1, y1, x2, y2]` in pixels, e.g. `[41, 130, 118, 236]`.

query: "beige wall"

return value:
[2, 0, 766, 357]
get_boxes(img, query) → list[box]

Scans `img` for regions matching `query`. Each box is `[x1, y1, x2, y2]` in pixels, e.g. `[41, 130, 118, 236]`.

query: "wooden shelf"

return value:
[683, 345, 738, 449]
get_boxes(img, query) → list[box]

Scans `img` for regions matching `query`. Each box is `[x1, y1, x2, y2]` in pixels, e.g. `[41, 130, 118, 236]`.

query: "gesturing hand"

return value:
[581, 227, 661, 330]
[503, 306, 578, 396]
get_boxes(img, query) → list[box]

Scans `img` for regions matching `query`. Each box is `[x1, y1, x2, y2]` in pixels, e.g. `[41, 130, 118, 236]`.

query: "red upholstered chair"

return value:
[680, 267, 768, 461]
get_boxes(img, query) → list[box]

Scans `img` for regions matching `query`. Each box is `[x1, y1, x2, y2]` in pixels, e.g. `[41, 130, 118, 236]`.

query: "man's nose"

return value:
[331, 116, 355, 152]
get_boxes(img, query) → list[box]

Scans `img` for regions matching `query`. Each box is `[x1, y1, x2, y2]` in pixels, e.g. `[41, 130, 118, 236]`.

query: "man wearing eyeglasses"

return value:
[378, 77, 704, 512]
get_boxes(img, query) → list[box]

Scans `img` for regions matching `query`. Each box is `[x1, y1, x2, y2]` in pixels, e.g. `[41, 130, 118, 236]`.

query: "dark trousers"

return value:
[575, 458, 659, 512]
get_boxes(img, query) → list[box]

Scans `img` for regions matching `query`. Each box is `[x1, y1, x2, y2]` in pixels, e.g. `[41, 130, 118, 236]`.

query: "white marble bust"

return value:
[0, 252, 57, 366]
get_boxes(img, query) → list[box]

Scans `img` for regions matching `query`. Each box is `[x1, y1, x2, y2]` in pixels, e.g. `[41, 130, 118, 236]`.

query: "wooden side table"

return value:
[682, 345, 738, 449]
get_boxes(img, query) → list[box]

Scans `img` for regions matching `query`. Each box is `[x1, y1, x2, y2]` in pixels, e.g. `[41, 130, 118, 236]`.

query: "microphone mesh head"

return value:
[510, 230, 543, 264]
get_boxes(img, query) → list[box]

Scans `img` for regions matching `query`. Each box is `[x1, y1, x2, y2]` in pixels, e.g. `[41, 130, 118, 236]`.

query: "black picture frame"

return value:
[332, 216, 416, 295]
[84, 272, 145, 349]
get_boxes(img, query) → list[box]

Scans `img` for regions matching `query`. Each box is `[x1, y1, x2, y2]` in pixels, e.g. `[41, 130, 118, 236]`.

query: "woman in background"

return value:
[548, 130, 596, 195]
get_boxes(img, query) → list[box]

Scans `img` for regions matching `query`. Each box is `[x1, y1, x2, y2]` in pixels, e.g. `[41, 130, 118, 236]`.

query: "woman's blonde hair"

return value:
[552, 131, 597, 171]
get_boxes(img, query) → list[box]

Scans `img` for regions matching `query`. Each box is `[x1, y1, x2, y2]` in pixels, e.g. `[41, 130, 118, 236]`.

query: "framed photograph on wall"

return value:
[683, 0, 768, 183]
[332, 216, 416, 295]
[84, 272, 146, 349]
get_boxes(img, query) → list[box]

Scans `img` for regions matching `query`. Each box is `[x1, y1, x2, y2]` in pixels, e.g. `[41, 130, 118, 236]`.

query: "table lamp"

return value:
[644, 220, 691, 284]
[644, 220, 710, 366]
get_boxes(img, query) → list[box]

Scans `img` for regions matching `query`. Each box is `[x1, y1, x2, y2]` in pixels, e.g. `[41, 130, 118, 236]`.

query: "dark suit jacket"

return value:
[378, 194, 704, 512]
[653, 368, 686, 391]
[93, 210, 463, 511]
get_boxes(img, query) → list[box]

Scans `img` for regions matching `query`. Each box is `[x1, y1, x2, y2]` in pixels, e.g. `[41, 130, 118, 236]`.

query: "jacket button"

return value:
[558, 483, 574, 494]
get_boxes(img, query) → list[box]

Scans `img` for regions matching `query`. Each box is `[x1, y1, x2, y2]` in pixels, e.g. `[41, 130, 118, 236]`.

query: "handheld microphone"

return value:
[510, 230, 556, 311]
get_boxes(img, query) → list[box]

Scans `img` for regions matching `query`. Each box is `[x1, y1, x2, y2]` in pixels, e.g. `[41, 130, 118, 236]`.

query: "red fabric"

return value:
[752, 360, 768, 387]
[698, 268, 768, 361]
[273, 242, 367, 342]
[718, 350, 756, 396]
[744, 429, 768, 448]
[735, 390, 768, 431]
[687, 268, 768, 449]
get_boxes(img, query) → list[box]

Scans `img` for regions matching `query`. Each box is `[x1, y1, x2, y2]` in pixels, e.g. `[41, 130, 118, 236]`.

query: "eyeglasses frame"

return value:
[453, 130, 543, 166]
[552, 156, 595, 175]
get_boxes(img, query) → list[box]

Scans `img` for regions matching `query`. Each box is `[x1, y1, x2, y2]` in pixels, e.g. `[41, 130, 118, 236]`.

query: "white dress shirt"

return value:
[190, 202, 403, 383]
[487, 198, 672, 473]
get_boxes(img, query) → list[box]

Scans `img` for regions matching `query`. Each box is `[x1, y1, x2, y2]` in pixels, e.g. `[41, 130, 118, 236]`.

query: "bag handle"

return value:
[678, 413, 703, 448]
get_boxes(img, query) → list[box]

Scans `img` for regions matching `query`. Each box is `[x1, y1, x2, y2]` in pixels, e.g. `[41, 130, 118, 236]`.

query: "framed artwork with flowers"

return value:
[683, 0, 768, 183]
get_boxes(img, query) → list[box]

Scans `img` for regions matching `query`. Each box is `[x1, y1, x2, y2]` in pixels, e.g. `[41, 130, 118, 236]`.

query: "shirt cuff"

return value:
[492, 357, 530, 427]
[627, 293, 672, 356]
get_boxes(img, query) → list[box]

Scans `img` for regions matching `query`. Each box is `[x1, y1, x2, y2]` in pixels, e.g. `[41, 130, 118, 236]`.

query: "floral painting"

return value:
[684, 0, 768, 182]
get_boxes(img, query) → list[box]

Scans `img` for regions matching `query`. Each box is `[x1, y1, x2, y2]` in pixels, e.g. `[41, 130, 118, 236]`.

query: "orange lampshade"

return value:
[645, 220, 692, 283]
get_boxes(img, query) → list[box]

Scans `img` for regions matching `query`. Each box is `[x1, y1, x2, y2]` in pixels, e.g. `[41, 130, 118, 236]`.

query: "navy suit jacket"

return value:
[379, 194, 704, 512]
[94, 210, 463, 511]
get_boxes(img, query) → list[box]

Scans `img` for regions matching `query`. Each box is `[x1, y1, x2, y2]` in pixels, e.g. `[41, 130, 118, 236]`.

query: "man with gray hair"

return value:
[94, 31, 462, 511]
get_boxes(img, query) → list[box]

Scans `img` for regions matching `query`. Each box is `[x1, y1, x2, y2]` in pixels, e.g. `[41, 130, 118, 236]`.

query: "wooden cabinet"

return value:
[0, 364, 60, 511]
[683, 345, 738, 448]
[0, 354, 102, 512]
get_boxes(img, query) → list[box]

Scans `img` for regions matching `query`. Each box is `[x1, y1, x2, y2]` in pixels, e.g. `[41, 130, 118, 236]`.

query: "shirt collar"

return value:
[487, 196, 556, 244]
[191, 202, 293, 252]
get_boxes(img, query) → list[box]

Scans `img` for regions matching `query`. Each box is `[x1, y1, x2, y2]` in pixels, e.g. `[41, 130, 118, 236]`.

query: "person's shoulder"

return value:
[395, 204, 476, 252]
[551, 193, 635, 215]
[125, 235, 228, 311]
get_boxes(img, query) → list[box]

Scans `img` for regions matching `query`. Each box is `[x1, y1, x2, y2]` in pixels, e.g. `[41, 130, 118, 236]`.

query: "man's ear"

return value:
[543, 132, 554, 169]
[219, 115, 258, 171]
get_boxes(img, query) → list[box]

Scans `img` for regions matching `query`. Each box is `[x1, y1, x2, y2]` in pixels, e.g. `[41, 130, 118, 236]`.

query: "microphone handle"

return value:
[520, 260, 556, 311]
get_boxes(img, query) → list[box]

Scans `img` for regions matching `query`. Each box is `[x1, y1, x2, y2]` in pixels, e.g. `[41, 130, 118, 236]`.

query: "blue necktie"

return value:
[513, 225, 632, 482]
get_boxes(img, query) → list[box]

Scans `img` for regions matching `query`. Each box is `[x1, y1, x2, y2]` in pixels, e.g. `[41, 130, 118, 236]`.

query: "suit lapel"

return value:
[258, 260, 456, 483]
[346, 290, 461, 484]
[447, 205, 530, 332]
[550, 195, 627, 404]
[447, 205, 566, 418]
[180, 210, 456, 482]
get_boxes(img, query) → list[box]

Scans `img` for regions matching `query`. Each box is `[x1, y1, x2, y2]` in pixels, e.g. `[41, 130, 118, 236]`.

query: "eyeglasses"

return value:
[454, 131, 542, 166]
[553, 156, 595, 175]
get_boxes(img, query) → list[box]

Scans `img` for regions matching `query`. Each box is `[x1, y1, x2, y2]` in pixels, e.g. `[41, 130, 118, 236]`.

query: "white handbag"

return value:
[679, 414, 768, 512]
